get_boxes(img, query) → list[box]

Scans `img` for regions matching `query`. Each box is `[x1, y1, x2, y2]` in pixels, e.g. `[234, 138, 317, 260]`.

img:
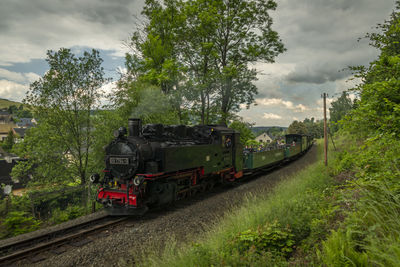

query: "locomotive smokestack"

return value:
[128, 118, 142, 137]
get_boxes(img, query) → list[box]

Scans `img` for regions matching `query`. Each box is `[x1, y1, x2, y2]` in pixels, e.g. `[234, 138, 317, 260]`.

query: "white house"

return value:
[256, 132, 273, 143]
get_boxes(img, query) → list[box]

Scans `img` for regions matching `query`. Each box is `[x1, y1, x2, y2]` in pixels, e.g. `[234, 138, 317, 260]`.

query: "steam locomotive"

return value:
[91, 118, 312, 215]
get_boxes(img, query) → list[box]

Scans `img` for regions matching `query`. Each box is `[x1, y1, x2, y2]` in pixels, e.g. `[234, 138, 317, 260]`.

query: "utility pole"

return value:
[322, 93, 328, 166]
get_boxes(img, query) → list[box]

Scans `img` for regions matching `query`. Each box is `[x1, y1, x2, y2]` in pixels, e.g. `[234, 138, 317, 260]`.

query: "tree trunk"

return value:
[220, 77, 232, 125]
[200, 90, 206, 125]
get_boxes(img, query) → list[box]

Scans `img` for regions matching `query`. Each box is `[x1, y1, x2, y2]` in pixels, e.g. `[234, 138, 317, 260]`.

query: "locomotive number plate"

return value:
[110, 157, 129, 165]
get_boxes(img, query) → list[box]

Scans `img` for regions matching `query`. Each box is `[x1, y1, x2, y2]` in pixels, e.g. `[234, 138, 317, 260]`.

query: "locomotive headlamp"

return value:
[133, 176, 144, 186]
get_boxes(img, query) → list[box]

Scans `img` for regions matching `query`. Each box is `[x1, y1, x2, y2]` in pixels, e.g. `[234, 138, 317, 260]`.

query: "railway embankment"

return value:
[138, 135, 400, 266]
[136, 140, 335, 266]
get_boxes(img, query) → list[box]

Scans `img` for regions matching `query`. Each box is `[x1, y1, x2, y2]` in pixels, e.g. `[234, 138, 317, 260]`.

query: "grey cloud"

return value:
[265, 0, 394, 88]
[0, 0, 144, 65]
[286, 65, 350, 84]
[0, 0, 139, 30]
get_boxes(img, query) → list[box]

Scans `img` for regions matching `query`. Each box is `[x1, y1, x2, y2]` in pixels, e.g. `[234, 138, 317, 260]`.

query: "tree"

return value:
[229, 120, 255, 145]
[2, 130, 15, 152]
[303, 117, 324, 138]
[12, 124, 74, 184]
[126, 0, 285, 124]
[329, 91, 353, 133]
[205, 0, 286, 123]
[177, 0, 220, 124]
[288, 121, 308, 135]
[8, 105, 33, 118]
[347, 1, 400, 138]
[17, 48, 107, 185]
[126, 0, 188, 123]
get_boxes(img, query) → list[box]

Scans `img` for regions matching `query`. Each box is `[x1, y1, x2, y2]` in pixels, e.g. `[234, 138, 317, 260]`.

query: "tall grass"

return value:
[319, 135, 400, 266]
[320, 183, 400, 267]
[137, 141, 338, 266]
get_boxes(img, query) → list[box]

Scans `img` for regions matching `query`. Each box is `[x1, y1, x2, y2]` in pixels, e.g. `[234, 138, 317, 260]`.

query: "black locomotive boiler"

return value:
[91, 118, 243, 215]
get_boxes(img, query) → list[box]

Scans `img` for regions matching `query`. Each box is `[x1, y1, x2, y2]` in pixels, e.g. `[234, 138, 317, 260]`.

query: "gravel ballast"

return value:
[18, 145, 317, 267]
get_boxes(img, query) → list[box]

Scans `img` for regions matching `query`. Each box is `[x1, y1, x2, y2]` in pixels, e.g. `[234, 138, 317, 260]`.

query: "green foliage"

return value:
[329, 91, 354, 133]
[11, 124, 75, 184]
[346, 2, 400, 138]
[50, 206, 86, 224]
[127, 0, 285, 124]
[16, 48, 107, 185]
[112, 81, 179, 123]
[1, 130, 15, 152]
[231, 221, 295, 257]
[319, 230, 369, 267]
[2, 211, 41, 237]
[319, 136, 400, 266]
[130, 86, 180, 124]
[1, 186, 91, 238]
[303, 117, 324, 138]
[245, 139, 260, 147]
[7, 104, 33, 118]
[7, 194, 32, 214]
[287, 120, 308, 135]
[229, 120, 255, 145]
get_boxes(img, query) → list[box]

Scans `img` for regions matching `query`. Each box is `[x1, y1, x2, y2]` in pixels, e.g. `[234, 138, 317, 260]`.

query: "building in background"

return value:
[255, 132, 273, 144]
[16, 118, 36, 128]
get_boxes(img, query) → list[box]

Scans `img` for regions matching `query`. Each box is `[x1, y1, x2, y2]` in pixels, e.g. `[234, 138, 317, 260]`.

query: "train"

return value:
[90, 118, 313, 215]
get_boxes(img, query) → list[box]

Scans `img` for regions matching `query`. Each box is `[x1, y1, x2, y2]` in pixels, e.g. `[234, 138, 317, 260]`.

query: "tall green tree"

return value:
[126, 0, 188, 123]
[126, 0, 285, 125]
[288, 120, 308, 135]
[206, 0, 285, 123]
[2, 130, 15, 152]
[229, 119, 255, 145]
[177, 0, 220, 124]
[329, 91, 353, 133]
[303, 117, 323, 138]
[16, 48, 107, 185]
[347, 1, 400, 138]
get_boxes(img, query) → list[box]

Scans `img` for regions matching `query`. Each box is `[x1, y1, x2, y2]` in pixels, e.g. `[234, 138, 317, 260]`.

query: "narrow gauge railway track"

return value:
[0, 215, 128, 266]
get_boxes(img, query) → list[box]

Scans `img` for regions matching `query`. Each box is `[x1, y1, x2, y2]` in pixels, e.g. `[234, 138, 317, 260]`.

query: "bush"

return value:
[3, 211, 41, 237]
[230, 221, 295, 258]
[50, 205, 86, 224]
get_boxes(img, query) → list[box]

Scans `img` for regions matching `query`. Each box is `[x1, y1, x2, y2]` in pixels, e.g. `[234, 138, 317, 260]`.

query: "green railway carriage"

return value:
[284, 144, 302, 158]
[301, 135, 308, 152]
[285, 134, 311, 154]
[245, 133, 312, 171]
[285, 134, 303, 147]
[244, 149, 285, 169]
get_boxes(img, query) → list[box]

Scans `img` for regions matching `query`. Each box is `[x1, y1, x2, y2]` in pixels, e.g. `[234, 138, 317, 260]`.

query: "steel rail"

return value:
[0, 215, 127, 265]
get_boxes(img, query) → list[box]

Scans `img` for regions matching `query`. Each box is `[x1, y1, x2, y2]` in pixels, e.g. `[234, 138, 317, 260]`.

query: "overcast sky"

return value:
[0, 0, 396, 126]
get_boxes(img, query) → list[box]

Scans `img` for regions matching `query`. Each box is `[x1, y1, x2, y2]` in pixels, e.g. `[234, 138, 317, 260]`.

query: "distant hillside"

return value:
[0, 98, 23, 109]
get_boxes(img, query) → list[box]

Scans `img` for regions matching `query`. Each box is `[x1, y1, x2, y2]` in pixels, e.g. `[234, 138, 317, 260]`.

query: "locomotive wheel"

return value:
[191, 188, 198, 196]
[199, 183, 206, 192]
[206, 181, 215, 190]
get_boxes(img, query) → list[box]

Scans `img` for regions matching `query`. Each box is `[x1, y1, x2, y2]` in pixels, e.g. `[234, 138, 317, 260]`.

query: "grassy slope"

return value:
[0, 99, 22, 109]
[136, 141, 340, 266]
